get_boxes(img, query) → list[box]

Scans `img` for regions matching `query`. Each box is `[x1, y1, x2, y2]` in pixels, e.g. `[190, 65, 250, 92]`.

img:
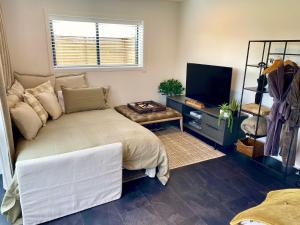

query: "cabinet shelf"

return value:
[183, 113, 202, 121]
[244, 87, 269, 93]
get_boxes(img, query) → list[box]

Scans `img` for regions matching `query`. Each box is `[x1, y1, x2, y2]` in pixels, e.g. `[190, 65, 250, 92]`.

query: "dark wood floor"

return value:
[0, 153, 294, 225]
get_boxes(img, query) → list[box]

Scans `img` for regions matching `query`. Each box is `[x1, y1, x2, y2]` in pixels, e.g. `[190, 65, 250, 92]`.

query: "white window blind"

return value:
[49, 17, 144, 69]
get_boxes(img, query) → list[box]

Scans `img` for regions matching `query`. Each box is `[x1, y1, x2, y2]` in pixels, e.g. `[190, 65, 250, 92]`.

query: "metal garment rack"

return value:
[239, 40, 300, 184]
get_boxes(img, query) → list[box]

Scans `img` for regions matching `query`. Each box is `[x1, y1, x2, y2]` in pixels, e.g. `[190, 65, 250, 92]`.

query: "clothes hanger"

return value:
[262, 59, 283, 75]
[284, 59, 297, 67]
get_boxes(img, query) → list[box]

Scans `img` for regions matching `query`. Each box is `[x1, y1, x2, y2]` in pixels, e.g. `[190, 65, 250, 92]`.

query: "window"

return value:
[49, 17, 144, 69]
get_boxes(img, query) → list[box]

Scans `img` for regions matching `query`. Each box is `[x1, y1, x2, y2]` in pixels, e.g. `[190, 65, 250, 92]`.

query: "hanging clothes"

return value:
[264, 62, 297, 156]
[280, 68, 300, 167]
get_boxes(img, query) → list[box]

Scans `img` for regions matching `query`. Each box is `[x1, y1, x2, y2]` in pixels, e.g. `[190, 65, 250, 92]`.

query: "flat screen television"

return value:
[186, 63, 232, 106]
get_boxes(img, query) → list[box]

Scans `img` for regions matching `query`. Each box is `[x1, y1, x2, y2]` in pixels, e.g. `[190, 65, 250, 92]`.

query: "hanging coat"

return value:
[280, 68, 300, 167]
[264, 63, 296, 156]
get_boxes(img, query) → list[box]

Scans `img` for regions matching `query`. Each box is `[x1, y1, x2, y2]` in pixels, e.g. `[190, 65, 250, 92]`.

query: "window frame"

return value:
[47, 15, 144, 72]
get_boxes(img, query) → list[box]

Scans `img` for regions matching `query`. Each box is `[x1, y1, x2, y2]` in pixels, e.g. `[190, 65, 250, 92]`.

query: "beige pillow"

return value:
[23, 92, 48, 125]
[62, 87, 106, 114]
[14, 72, 55, 89]
[10, 102, 42, 140]
[55, 73, 88, 92]
[36, 92, 62, 120]
[26, 81, 55, 96]
[7, 80, 24, 99]
[88, 85, 110, 107]
[6, 94, 20, 109]
[56, 91, 65, 113]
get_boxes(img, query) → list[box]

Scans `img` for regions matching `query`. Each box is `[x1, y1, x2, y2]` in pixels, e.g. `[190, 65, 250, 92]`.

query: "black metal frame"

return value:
[239, 40, 300, 184]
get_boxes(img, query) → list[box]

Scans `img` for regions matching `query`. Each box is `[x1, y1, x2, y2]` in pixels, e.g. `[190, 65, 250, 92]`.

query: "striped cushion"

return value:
[23, 92, 48, 126]
[7, 80, 24, 99]
[26, 81, 54, 96]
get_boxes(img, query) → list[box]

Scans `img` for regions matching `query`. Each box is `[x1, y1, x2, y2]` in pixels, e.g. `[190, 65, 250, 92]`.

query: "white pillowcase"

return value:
[36, 92, 62, 120]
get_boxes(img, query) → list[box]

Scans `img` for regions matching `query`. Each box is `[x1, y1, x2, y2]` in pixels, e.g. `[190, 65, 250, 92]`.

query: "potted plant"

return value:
[218, 99, 240, 132]
[229, 98, 240, 117]
[158, 79, 185, 96]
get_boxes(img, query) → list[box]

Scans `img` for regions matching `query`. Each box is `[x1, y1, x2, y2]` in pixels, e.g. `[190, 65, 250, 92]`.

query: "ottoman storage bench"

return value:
[115, 105, 183, 131]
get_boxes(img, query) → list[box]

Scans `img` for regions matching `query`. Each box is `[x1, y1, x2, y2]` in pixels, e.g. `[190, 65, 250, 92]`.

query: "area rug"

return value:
[155, 127, 225, 169]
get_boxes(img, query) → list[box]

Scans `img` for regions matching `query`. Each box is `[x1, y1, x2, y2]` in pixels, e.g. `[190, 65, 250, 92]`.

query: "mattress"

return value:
[2, 108, 169, 225]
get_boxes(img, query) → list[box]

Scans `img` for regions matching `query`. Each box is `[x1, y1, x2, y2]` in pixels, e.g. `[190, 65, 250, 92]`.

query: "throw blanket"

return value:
[230, 189, 300, 225]
[1, 109, 169, 225]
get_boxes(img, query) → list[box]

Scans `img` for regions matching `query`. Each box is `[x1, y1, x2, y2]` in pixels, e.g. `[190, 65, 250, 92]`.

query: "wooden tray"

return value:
[127, 101, 166, 114]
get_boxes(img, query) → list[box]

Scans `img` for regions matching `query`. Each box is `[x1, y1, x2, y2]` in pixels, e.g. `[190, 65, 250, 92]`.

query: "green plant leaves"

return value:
[158, 79, 185, 96]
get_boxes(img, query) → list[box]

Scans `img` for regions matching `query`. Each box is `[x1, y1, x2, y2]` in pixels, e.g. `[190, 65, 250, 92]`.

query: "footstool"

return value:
[115, 105, 183, 131]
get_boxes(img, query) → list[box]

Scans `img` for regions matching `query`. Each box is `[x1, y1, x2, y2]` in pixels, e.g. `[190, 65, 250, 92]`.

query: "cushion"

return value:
[10, 102, 42, 140]
[89, 84, 110, 106]
[14, 72, 55, 89]
[7, 80, 24, 99]
[36, 92, 62, 120]
[55, 73, 88, 92]
[23, 92, 48, 126]
[26, 81, 54, 96]
[62, 87, 106, 114]
[241, 116, 267, 136]
[114, 105, 182, 123]
[6, 94, 20, 109]
[57, 91, 65, 113]
[241, 103, 271, 116]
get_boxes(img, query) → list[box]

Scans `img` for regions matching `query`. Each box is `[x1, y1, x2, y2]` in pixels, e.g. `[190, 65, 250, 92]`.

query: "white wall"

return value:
[1, 0, 300, 167]
[176, 0, 300, 168]
[1, 0, 179, 105]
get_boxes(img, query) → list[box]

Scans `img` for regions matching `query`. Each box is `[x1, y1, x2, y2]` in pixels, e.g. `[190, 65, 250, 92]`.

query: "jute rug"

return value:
[155, 127, 225, 170]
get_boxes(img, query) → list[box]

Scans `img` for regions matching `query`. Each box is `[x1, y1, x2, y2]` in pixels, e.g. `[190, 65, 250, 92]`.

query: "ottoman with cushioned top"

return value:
[115, 105, 183, 131]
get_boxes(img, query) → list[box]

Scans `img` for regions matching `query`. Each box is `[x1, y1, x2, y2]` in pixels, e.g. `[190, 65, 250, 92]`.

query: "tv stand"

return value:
[167, 96, 245, 147]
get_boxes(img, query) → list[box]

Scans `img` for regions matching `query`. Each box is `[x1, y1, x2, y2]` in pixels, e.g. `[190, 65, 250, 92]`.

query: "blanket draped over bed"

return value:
[1, 109, 169, 225]
[230, 189, 300, 225]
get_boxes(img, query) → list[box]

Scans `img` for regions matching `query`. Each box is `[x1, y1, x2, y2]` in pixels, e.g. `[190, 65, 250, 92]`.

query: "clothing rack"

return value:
[239, 40, 300, 186]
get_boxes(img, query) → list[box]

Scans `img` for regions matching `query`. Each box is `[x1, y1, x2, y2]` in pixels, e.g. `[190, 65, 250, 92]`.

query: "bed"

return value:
[1, 108, 169, 224]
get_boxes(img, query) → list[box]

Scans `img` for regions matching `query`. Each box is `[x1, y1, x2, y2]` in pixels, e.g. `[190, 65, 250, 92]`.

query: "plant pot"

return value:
[220, 109, 230, 118]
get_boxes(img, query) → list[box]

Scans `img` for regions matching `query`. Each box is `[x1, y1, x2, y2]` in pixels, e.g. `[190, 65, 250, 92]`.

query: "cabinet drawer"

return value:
[167, 99, 182, 112]
[203, 113, 225, 130]
[202, 122, 224, 144]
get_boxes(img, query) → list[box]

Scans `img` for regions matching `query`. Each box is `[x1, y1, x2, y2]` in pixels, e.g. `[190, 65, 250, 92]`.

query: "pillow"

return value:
[56, 91, 65, 113]
[26, 81, 54, 96]
[36, 92, 62, 120]
[55, 73, 88, 92]
[62, 86, 106, 114]
[6, 94, 20, 109]
[89, 85, 110, 107]
[14, 72, 55, 89]
[23, 92, 48, 125]
[10, 102, 42, 140]
[7, 80, 24, 99]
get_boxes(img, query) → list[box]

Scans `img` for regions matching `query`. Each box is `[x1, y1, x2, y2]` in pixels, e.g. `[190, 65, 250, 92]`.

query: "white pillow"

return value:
[10, 102, 42, 140]
[26, 80, 55, 96]
[7, 80, 24, 99]
[23, 92, 48, 126]
[6, 94, 20, 109]
[56, 91, 65, 113]
[36, 92, 62, 120]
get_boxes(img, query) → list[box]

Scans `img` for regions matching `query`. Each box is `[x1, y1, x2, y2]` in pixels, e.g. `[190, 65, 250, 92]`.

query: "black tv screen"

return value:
[186, 63, 232, 106]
